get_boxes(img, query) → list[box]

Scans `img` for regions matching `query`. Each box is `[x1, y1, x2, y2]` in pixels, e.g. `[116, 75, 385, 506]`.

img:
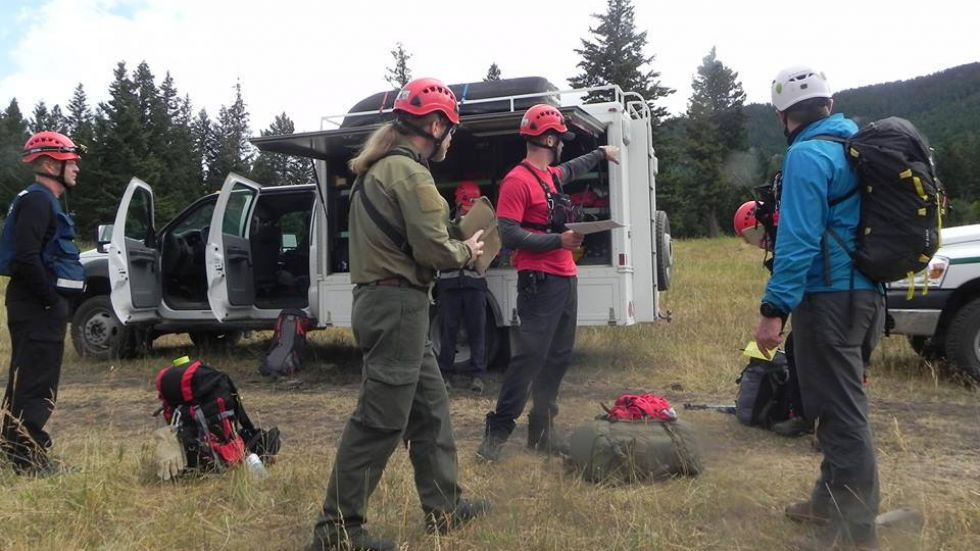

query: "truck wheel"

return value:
[943, 298, 980, 382]
[429, 308, 501, 372]
[907, 335, 944, 360]
[655, 210, 672, 291]
[71, 295, 136, 360]
[189, 330, 243, 353]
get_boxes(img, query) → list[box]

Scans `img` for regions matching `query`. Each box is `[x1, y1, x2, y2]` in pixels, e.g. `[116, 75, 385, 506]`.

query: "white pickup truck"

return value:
[887, 224, 980, 381]
[73, 77, 673, 366]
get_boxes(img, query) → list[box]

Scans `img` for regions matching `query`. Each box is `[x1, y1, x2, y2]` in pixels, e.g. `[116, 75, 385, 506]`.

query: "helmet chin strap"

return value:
[34, 160, 69, 188]
[528, 138, 561, 166]
[395, 117, 452, 161]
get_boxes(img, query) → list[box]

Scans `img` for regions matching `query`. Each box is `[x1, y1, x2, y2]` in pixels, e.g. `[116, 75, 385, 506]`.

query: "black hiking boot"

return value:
[527, 414, 562, 455]
[476, 432, 506, 462]
[425, 498, 492, 534]
[308, 527, 396, 551]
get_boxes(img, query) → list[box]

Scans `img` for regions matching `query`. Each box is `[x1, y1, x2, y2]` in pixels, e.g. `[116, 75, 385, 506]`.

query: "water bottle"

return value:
[244, 453, 268, 480]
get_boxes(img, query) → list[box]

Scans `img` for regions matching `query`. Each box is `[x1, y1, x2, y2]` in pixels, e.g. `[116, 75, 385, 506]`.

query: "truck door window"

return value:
[125, 187, 153, 243]
[222, 184, 257, 237]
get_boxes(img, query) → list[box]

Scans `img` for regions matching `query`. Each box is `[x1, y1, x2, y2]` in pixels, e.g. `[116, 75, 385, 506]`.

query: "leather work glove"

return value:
[153, 426, 186, 481]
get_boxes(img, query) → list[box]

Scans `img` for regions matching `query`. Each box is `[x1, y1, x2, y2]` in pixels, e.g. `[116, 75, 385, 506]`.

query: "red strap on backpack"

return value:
[607, 394, 677, 422]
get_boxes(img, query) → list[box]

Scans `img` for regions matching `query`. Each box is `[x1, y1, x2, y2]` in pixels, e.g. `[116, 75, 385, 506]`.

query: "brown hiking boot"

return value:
[785, 500, 830, 526]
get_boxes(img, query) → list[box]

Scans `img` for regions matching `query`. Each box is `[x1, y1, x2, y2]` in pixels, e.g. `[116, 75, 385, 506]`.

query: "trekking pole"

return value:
[682, 403, 736, 415]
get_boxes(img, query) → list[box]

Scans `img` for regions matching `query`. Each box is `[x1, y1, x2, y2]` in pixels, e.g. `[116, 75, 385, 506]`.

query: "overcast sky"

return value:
[1, 0, 977, 134]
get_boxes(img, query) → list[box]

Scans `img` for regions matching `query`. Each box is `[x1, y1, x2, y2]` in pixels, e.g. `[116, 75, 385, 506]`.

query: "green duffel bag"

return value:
[565, 418, 702, 484]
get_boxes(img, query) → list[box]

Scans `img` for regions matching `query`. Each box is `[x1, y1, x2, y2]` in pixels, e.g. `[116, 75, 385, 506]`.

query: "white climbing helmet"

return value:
[771, 65, 832, 111]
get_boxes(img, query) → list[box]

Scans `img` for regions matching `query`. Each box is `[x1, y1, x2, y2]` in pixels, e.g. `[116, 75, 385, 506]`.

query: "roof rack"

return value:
[319, 84, 638, 130]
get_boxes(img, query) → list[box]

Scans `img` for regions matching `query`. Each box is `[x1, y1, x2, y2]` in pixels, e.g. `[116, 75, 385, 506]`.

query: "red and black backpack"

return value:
[156, 358, 280, 471]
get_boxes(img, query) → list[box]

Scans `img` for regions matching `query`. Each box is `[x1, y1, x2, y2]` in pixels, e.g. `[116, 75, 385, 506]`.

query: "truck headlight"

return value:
[889, 255, 949, 288]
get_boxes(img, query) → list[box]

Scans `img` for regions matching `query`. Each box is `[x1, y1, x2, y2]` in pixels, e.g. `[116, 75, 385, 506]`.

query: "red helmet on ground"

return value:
[733, 200, 772, 250]
[393, 77, 460, 125]
[22, 131, 82, 164]
[519, 104, 573, 140]
[454, 181, 481, 207]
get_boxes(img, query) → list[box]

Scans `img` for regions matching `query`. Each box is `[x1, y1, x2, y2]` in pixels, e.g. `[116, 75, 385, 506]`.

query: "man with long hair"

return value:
[309, 78, 489, 551]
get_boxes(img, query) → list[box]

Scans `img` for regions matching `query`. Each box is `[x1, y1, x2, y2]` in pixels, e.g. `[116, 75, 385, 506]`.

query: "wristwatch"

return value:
[759, 302, 787, 321]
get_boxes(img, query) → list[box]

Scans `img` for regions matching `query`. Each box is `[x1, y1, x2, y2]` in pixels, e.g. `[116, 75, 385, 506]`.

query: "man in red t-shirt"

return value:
[477, 104, 619, 462]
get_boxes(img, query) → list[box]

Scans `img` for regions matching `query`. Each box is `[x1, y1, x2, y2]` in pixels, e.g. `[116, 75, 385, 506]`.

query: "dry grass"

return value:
[1, 238, 978, 550]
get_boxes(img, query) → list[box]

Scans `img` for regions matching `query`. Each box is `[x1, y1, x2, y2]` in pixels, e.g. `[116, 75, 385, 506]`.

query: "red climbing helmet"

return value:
[22, 131, 83, 164]
[393, 77, 460, 125]
[519, 104, 572, 139]
[454, 181, 481, 207]
[733, 200, 775, 250]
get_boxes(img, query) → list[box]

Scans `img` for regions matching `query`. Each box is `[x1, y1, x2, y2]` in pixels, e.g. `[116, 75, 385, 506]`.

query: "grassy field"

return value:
[1, 238, 978, 550]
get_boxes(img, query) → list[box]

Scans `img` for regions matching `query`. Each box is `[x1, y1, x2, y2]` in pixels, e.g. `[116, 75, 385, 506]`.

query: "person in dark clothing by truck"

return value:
[477, 104, 619, 462]
[437, 181, 489, 393]
[0, 131, 85, 476]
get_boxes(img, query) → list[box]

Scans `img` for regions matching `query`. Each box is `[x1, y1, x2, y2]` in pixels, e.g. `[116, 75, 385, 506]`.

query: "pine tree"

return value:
[192, 108, 218, 187]
[209, 81, 253, 191]
[385, 42, 413, 88]
[485, 63, 502, 82]
[252, 113, 313, 186]
[30, 101, 52, 133]
[569, 0, 673, 121]
[688, 47, 747, 150]
[67, 83, 95, 147]
[0, 99, 32, 207]
[681, 47, 749, 236]
[76, 61, 144, 236]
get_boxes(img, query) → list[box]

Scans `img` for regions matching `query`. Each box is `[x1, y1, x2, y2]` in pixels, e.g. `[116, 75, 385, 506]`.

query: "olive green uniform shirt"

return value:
[348, 139, 471, 286]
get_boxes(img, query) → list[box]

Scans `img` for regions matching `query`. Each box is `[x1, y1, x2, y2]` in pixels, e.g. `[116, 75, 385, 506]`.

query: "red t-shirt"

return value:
[496, 163, 577, 276]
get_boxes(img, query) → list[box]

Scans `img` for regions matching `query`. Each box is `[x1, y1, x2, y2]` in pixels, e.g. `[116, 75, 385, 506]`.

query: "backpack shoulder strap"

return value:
[518, 161, 555, 196]
[350, 148, 421, 257]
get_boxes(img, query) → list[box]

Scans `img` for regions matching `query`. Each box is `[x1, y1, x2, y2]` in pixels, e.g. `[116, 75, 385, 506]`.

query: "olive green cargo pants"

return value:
[314, 285, 461, 538]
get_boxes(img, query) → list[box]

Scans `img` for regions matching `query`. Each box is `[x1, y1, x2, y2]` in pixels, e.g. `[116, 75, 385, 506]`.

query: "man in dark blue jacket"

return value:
[754, 67, 884, 550]
[0, 131, 84, 476]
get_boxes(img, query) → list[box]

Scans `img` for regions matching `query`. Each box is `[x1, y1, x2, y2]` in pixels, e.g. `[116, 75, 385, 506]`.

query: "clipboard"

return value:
[564, 220, 624, 235]
[457, 197, 501, 274]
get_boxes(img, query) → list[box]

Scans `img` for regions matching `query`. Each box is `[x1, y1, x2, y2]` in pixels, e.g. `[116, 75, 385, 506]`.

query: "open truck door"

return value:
[108, 177, 162, 324]
[206, 173, 262, 321]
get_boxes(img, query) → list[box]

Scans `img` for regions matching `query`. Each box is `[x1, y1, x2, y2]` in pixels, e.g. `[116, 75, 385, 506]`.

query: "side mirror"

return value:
[96, 224, 113, 253]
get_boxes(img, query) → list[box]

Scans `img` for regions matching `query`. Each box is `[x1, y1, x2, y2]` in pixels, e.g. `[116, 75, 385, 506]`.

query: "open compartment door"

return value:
[108, 177, 161, 324]
[206, 173, 262, 321]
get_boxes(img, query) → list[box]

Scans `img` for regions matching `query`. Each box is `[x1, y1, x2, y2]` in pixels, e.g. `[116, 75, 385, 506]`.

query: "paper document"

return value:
[742, 340, 777, 361]
[564, 220, 624, 235]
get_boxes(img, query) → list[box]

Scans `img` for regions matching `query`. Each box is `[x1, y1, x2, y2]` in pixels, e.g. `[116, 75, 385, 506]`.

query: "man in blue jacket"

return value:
[754, 67, 884, 550]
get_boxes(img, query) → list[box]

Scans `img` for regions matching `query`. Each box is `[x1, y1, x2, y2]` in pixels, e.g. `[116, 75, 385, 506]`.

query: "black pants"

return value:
[793, 290, 884, 541]
[436, 278, 487, 376]
[486, 272, 576, 437]
[1, 296, 69, 468]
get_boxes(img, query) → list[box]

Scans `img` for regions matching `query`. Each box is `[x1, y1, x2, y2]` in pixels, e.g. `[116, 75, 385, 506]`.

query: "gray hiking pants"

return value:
[792, 290, 884, 541]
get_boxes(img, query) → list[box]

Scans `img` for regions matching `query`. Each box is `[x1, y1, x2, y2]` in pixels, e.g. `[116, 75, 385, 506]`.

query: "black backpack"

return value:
[817, 117, 944, 283]
[156, 359, 280, 471]
[735, 340, 804, 430]
[259, 308, 312, 378]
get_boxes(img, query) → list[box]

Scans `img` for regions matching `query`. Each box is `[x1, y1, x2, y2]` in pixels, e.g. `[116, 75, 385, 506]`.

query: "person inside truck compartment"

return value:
[308, 77, 489, 551]
[436, 181, 489, 393]
[477, 103, 619, 462]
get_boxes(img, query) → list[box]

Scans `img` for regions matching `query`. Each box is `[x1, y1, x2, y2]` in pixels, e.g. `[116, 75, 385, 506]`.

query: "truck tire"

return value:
[907, 335, 944, 360]
[429, 308, 502, 372]
[655, 210, 672, 291]
[71, 295, 137, 360]
[189, 330, 243, 353]
[943, 298, 980, 382]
